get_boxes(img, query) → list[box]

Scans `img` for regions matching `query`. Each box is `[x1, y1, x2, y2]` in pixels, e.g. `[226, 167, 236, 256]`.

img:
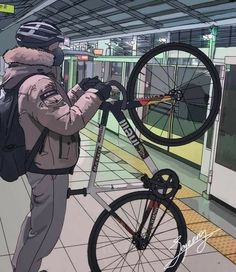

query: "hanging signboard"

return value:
[0, 4, 15, 13]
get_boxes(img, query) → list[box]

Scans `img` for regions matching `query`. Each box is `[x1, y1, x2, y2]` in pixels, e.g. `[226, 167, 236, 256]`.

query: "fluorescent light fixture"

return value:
[63, 37, 71, 47]
[130, 40, 135, 45]
[203, 34, 213, 40]
[159, 37, 167, 43]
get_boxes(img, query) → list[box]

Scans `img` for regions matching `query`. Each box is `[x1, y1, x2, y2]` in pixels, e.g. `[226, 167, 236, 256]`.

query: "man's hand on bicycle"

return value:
[79, 76, 111, 101]
[79, 76, 102, 91]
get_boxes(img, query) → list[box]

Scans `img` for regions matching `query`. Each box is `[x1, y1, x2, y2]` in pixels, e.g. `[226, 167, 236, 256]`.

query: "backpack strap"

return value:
[25, 127, 49, 171]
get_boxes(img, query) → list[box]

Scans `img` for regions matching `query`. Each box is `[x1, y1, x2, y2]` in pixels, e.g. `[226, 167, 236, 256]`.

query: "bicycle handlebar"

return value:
[106, 80, 128, 110]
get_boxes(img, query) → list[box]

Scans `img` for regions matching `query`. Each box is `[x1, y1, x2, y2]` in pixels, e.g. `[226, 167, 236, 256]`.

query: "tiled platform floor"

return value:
[0, 126, 236, 272]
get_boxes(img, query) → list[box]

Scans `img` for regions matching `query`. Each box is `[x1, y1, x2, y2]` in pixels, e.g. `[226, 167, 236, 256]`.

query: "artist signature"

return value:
[164, 228, 221, 270]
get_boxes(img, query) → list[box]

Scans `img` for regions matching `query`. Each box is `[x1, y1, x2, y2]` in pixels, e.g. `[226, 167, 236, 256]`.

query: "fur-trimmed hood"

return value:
[2, 47, 60, 90]
[3, 46, 54, 67]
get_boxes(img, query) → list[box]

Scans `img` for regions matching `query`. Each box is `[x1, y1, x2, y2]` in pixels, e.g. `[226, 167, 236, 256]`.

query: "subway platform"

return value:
[0, 122, 235, 272]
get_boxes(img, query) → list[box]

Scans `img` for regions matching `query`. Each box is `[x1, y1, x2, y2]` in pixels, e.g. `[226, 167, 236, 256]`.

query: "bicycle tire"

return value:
[127, 42, 222, 146]
[88, 191, 187, 272]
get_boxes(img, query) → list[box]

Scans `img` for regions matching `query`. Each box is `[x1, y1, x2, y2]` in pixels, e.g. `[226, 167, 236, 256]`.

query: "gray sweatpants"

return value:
[12, 172, 69, 272]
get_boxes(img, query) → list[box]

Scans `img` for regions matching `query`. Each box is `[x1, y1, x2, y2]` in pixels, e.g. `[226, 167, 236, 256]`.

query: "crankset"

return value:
[141, 169, 181, 199]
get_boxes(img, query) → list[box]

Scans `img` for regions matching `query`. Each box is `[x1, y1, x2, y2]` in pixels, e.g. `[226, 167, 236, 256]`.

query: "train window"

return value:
[215, 64, 236, 171]
[124, 62, 135, 87]
[107, 62, 122, 83]
[63, 60, 69, 91]
[111, 62, 122, 76]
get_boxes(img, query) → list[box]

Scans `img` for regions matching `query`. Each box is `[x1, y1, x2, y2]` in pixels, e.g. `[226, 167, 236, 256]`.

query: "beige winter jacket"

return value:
[2, 47, 102, 173]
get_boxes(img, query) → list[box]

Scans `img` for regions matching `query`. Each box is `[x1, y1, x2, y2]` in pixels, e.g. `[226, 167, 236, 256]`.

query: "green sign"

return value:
[0, 4, 15, 14]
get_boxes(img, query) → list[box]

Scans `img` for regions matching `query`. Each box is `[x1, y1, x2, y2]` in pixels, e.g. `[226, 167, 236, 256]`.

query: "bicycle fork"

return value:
[110, 198, 161, 250]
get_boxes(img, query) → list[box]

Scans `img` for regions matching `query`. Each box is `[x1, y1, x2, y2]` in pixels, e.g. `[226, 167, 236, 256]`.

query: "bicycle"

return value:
[67, 42, 222, 271]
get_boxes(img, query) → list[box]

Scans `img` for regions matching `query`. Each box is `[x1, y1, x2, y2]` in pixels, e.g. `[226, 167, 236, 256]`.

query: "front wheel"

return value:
[127, 42, 222, 146]
[88, 191, 187, 272]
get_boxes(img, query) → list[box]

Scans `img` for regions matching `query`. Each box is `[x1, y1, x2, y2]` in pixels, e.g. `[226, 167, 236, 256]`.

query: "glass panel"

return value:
[215, 65, 236, 171]
[206, 65, 221, 149]
[63, 60, 69, 91]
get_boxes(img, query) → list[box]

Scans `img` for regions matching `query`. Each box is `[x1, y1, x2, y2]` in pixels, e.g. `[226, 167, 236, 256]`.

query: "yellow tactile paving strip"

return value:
[181, 210, 208, 225]
[208, 236, 236, 255]
[187, 222, 227, 238]
[177, 203, 236, 265]
[227, 253, 236, 263]
[81, 128, 236, 265]
[176, 185, 200, 198]
[173, 199, 192, 210]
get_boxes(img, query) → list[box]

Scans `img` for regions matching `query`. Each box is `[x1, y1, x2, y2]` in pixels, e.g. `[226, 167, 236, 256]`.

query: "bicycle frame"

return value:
[67, 81, 173, 213]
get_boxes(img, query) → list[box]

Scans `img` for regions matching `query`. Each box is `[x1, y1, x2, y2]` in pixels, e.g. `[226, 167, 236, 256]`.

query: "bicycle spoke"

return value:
[176, 116, 186, 137]
[179, 53, 191, 88]
[182, 97, 198, 131]
[187, 103, 209, 109]
[140, 103, 169, 126]
[136, 199, 143, 231]
[99, 229, 135, 271]
[103, 222, 130, 239]
[158, 105, 174, 136]
[148, 241, 174, 259]
[100, 245, 135, 271]
[167, 60, 171, 91]
[141, 249, 156, 272]
[173, 50, 180, 90]
[146, 243, 167, 268]
[129, 200, 139, 230]
[97, 237, 132, 250]
[153, 56, 176, 88]
[145, 102, 173, 135]
[159, 216, 175, 226]
[137, 75, 166, 95]
[118, 205, 138, 231]
[182, 82, 212, 92]
[146, 66, 171, 91]
[184, 96, 210, 101]
[118, 242, 135, 272]
[177, 69, 211, 91]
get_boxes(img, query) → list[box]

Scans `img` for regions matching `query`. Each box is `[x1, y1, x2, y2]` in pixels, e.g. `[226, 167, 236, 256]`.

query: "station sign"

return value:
[0, 4, 15, 14]
[77, 55, 89, 61]
[93, 48, 103, 56]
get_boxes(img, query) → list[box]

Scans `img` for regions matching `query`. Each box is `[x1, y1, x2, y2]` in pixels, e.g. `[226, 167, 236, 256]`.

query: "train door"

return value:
[169, 64, 211, 166]
[105, 62, 123, 134]
[63, 59, 70, 91]
[92, 61, 104, 124]
[77, 61, 86, 83]
[200, 63, 224, 183]
[210, 58, 236, 209]
[118, 62, 141, 141]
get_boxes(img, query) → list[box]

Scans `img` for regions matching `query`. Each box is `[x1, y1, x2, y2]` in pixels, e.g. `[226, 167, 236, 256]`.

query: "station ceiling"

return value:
[0, 0, 236, 41]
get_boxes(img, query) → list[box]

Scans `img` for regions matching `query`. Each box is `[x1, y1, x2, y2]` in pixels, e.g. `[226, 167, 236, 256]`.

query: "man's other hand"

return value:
[94, 82, 112, 101]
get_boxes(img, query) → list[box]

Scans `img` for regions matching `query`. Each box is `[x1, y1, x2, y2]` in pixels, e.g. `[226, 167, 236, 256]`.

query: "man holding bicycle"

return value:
[2, 21, 111, 272]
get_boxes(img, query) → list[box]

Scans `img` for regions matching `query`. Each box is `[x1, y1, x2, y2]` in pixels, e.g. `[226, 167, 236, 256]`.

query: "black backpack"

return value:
[0, 75, 49, 182]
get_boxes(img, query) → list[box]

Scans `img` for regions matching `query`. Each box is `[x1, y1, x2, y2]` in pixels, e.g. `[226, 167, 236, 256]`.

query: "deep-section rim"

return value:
[127, 42, 222, 146]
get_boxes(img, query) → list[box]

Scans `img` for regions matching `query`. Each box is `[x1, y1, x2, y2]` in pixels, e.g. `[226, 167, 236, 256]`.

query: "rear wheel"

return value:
[88, 191, 187, 271]
[127, 42, 221, 146]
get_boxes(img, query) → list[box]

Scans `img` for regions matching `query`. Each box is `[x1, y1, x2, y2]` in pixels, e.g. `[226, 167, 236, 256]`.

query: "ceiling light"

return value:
[203, 34, 213, 41]
[159, 37, 167, 43]
[130, 40, 135, 45]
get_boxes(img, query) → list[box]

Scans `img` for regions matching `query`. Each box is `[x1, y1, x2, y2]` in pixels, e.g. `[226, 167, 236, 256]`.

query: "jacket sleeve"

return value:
[67, 83, 85, 105]
[21, 76, 102, 136]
